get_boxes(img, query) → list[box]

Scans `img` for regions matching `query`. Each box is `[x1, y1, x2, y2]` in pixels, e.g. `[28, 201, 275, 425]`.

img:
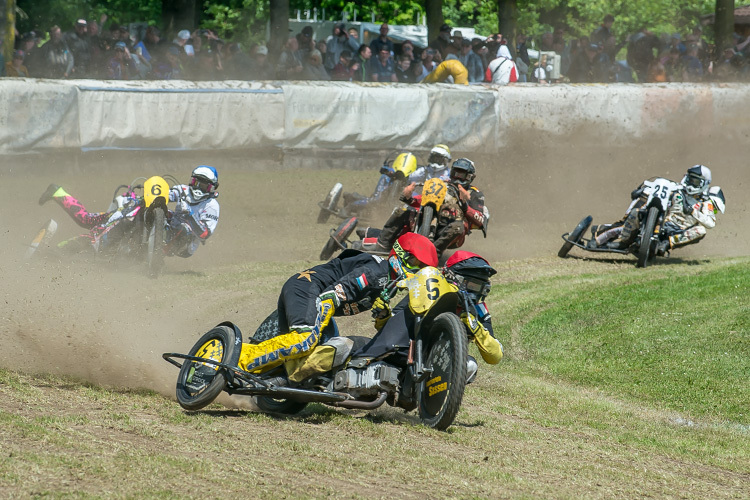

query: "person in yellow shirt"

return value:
[421, 54, 468, 84]
[5, 50, 30, 77]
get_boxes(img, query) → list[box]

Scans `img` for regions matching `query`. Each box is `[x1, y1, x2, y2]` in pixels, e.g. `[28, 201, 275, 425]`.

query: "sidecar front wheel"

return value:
[418, 312, 468, 431]
[176, 325, 238, 411]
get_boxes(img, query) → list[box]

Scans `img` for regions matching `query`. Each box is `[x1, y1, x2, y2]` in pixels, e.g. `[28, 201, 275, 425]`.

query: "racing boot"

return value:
[655, 239, 671, 256]
[38, 183, 62, 205]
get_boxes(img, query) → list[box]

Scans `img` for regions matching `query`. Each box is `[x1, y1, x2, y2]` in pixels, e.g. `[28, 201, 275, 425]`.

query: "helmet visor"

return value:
[451, 169, 470, 182]
[686, 174, 703, 188]
[190, 176, 215, 193]
[464, 277, 491, 301]
[403, 253, 422, 272]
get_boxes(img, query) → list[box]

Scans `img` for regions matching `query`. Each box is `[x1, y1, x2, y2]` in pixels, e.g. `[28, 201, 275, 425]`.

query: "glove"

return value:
[371, 296, 391, 320]
[460, 311, 482, 337]
[176, 200, 190, 214]
[105, 210, 124, 225]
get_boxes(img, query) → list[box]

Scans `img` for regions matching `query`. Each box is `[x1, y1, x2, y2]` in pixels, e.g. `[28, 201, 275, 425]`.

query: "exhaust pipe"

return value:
[331, 392, 388, 409]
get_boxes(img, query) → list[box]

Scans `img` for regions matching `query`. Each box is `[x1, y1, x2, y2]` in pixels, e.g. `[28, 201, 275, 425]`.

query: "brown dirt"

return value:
[1, 135, 747, 390]
[0, 134, 747, 497]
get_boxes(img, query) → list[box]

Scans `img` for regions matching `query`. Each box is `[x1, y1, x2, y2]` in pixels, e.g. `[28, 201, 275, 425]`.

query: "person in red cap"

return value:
[237, 233, 437, 379]
[351, 249, 502, 385]
[442, 251, 503, 381]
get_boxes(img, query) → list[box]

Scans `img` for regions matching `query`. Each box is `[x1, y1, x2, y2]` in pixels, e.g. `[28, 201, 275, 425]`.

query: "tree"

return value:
[425, 0, 443, 46]
[714, 0, 734, 55]
[497, 0, 518, 55]
[2, 0, 16, 62]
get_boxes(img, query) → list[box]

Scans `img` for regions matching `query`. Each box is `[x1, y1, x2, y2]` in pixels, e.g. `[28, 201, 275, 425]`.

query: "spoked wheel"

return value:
[417, 206, 435, 239]
[146, 204, 166, 278]
[250, 312, 308, 415]
[418, 313, 468, 431]
[637, 207, 659, 268]
[320, 216, 358, 260]
[317, 183, 343, 224]
[176, 325, 240, 411]
[558, 215, 593, 258]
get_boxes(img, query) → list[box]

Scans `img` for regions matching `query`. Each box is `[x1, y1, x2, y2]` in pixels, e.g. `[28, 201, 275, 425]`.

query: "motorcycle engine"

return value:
[333, 362, 401, 398]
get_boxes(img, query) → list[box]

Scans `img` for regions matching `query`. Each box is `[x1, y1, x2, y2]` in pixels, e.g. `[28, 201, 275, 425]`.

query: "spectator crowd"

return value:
[4, 14, 749, 84]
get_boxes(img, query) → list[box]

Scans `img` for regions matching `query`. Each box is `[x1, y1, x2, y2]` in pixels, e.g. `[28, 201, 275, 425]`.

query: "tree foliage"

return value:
[15, 0, 721, 47]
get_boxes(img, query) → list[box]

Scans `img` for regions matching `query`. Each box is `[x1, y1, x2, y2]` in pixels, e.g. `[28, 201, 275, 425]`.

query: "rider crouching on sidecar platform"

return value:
[589, 165, 724, 255]
[317, 145, 452, 224]
[368, 157, 489, 256]
[37, 165, 220, 258]
[356, 250, 504, 385]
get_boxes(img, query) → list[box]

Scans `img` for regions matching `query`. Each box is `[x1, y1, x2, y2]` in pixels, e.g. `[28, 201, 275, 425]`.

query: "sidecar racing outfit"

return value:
[237, 233, 438, 381]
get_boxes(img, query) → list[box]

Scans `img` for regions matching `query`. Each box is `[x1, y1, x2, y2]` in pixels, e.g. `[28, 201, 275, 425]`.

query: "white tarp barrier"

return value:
[0, 79, 79, 151]
[282, 82, 497, 151]
[3, 80, 750, 154]
[73, 79, 285, 151]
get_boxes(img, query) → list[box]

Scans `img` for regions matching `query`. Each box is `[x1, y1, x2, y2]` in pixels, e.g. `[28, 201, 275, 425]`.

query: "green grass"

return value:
[513, 261, 749, 425]
[1, 257, 748, 498]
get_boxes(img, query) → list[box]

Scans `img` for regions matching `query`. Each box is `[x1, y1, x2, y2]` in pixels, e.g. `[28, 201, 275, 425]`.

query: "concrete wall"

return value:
[3, 78, 750, 154]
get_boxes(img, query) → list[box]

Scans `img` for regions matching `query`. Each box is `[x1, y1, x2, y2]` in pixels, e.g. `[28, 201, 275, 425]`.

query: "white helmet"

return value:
[428, 144, 451, 166]
[681, 164, 711, 196]
[189, 165, 219, 201]
[708, 186, 725, 214]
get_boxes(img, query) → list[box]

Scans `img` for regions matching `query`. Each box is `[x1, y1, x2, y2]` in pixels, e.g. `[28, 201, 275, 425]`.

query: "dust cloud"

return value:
[1, 131, 746, 395]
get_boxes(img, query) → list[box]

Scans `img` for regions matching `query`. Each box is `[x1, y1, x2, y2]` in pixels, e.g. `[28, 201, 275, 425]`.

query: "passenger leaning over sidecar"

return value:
[37, 165, 220, 257]
[236, 233, 438, 384]
[374, 157, 489, 255]
[590, 165, 725, 255]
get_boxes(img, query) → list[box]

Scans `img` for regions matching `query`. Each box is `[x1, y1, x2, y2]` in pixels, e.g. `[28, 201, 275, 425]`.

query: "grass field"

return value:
[1, 255, 748, 498]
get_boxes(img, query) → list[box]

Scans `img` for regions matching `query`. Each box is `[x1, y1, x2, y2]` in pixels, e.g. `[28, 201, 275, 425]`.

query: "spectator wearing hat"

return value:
[250, 45, 273, 80]
[568, 42, 610, 83]
[296, 26, 316, 59]
[39, 25, 74, 78]
[370, 23, 394, 58]
[485, 44, 518, 85]
[107, 41, 135, 79]
[429, 23, 453, 61]
[458, 38, 484, 83]
[64, 19, 91, 77]
[172, 29, 192, 56]
[5, 50, 30, 77]
[325, 23, 359, 72]
[154, 45, 185, 79]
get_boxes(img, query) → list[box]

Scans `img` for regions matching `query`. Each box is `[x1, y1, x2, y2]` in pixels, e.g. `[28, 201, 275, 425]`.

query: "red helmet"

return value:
[443, 251, 496, 301]
[388, 232, 438, 279]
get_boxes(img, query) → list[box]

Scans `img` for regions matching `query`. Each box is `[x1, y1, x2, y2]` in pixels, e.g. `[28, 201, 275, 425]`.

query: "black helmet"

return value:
[443, 251, 496, 302]
[450, 158, 476, 188]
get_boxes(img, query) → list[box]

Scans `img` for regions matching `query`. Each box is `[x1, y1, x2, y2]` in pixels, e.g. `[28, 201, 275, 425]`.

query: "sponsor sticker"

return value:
[355, 273, 368, 290]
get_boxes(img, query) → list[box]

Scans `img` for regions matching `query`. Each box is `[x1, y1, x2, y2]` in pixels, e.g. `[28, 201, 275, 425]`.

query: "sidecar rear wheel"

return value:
[418, 312, 467, 431]
[317, 183, 343, 224]
[253, 396, 308, 415]
[320, 216, 358, 260]
[176, 325, 238, 411]
[558, 215, 592, 258]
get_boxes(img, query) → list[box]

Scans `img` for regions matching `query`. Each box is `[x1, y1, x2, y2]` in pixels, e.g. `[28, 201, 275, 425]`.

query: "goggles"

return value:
[190, 176, 216, 193]
[452, 274, 491, 301]
[685, 174, 703, 188]
[451, 169, 470, 181]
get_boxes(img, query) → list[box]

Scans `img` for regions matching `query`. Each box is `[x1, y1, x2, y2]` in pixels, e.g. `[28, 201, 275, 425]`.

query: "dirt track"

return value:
[0, 135, 747, 393]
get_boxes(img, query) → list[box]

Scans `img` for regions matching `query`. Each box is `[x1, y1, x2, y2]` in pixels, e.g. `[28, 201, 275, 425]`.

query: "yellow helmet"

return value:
[391, 152, 418, 179]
